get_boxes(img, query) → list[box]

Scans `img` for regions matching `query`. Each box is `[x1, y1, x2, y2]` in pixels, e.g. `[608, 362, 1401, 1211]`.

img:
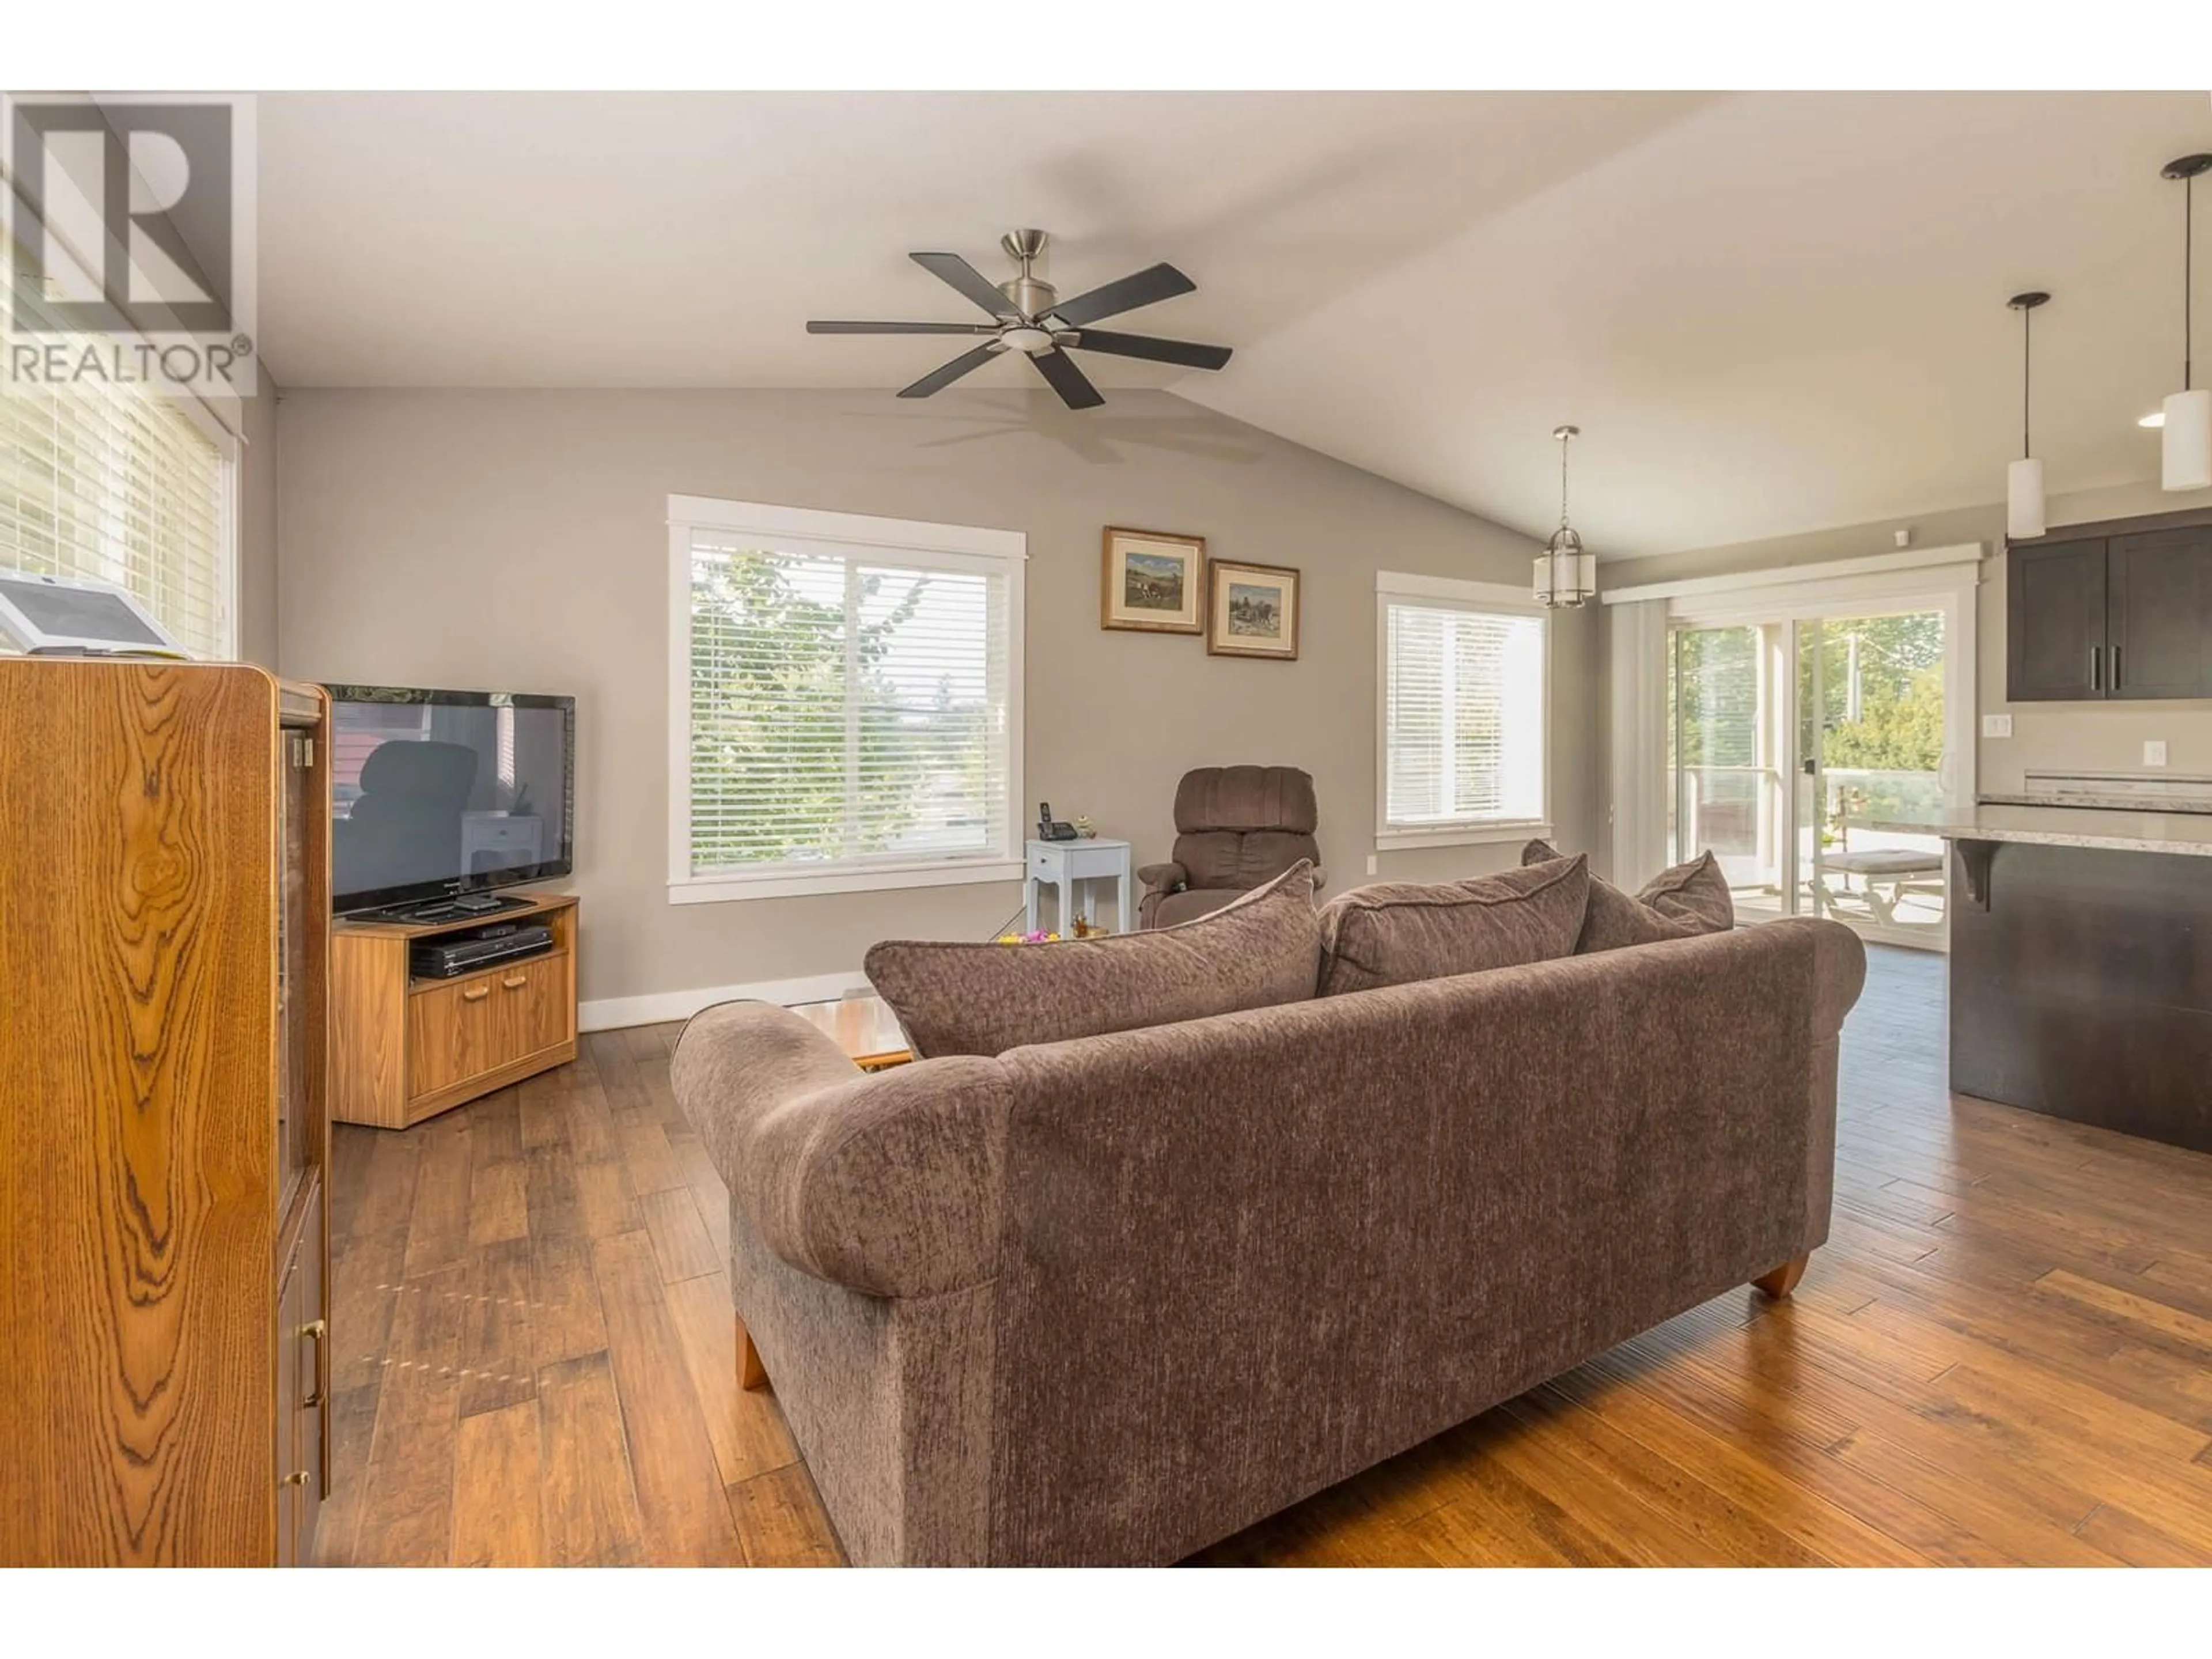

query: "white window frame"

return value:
[1374, 570, 1552, 850]
[182, 396, 242, 661]
[0, 215, 242, 660]
[666, 494, 1026, 903]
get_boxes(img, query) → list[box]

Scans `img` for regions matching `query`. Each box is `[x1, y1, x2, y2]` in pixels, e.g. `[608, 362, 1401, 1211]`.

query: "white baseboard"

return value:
[579, 969, 871, 1033]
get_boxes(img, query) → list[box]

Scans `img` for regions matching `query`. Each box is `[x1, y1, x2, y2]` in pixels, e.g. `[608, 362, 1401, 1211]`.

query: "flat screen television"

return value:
[325, 684, 575, 915]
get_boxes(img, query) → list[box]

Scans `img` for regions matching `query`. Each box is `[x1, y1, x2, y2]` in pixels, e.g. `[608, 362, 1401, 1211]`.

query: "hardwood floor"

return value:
[319, 946, 2212, 1567]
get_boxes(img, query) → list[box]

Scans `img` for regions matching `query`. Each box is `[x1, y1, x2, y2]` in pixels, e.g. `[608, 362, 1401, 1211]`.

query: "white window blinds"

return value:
[1383, 598, 1546, 832]
[0, 304, 232, 658]
[678, 512, 1021, 895]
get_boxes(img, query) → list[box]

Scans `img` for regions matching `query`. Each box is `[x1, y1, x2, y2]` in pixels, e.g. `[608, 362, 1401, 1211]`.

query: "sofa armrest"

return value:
[1137, 861, 1188, 893]
[671, 1001, 1010, 1298]
[1762, 915, 1868, 1039]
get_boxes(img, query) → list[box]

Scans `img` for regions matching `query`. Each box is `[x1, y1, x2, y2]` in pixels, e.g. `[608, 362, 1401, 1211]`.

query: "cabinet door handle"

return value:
[501, 973, 528, 990]
[2090, 645, 2102, 691]
[2112, 645, 2122, 690]
[463, 984, 491, 1002]
[299, 1318, 326, 1407]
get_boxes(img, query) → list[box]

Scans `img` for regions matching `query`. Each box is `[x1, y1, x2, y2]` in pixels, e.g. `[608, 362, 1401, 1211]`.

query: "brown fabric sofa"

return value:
[672, 915, 1865, 1566]
[1138, 764, 1323, 928]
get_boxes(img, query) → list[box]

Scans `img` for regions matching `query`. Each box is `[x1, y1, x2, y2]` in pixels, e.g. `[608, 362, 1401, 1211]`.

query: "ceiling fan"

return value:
[806, 229, 1233, 410]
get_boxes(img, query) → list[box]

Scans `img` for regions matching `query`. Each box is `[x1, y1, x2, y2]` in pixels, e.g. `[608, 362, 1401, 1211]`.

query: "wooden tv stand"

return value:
[331, 891, 578, 1129]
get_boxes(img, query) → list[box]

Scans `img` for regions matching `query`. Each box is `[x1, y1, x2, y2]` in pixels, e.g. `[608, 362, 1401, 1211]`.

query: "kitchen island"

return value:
[1928, 804, 2212, 1154]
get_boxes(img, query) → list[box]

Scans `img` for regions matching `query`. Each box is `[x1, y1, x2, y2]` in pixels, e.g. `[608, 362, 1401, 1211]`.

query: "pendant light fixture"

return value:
[2006, 291, 2050, 540]
[2161, 153, 2212, 493]
[1533, 424, 1596, 608]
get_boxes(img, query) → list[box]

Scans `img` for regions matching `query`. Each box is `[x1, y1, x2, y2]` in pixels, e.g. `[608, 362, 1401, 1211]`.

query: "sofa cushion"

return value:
[1315, 856, 1589, 997]
[865, 861, 1321, 1059]
[1522, 839, 1735, 953]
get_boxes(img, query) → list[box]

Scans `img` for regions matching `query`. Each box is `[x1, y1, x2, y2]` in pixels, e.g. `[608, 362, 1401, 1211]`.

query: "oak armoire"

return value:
[0, 658, 332, 1566]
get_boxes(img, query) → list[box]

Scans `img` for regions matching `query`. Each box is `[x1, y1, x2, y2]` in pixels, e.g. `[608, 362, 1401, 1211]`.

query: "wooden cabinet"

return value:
[2107, 527, 2212, 699]
[2007, 518, 2212, 702]
[0, 660, 330, 1566]
[2006, 539, 2107, 700]
[276, 1184, 328, 1567]
[332, 893, 578, 1129]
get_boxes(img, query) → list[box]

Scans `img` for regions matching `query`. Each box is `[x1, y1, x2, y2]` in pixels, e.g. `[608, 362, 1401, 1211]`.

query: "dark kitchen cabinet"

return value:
[2107, 527, 2212, 699]
[2007, 539, 2108, 700]
[2007, 519, 2212, 702]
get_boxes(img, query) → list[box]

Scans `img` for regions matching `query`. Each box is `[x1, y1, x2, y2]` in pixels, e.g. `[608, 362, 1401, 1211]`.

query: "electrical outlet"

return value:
[1366, 854, 1378, 877]
[2146, 739, 2169, 767]
[1982, 714, 2013, 738]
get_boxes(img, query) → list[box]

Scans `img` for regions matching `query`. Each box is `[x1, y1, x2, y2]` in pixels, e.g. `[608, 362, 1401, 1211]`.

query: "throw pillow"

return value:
[1521, 839, 1734, 953]
[1314, 855, 1590, 997]
[865, 860, 1323, 1059]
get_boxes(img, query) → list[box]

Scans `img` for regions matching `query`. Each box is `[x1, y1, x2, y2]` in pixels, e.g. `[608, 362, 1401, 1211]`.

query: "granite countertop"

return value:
[1867, 803, 2212, 858]
[1979, 789, 2212, 814]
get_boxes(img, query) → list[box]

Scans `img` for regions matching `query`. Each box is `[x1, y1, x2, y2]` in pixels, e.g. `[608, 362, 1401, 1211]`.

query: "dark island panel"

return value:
[1949, 838, 2212, 1154]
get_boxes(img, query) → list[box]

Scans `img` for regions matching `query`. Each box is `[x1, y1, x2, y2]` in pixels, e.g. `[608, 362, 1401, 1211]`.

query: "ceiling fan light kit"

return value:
[806, 228, 1233, 411]
[2162, 154, 2212, 494]
[1533, 425, 1596, 608]
[2006, 291, 2050, 541]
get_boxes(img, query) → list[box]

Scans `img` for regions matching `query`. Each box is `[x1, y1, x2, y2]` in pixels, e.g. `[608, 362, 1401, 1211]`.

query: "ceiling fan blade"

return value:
[1045, 262, 1195, 328]
[1028, 347, 1105, 410]
[808, 320, 999, 335]
[910, 252, 1019, 319]
[1066, 329, 1232, 371]
[896, 343, 1005, 399]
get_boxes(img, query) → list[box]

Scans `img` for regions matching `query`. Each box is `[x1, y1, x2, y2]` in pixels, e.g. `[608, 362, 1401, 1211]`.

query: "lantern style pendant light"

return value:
[2006, 291, 2050, 540]
[2161, 154, 2212, 493]
[1533, 424, 1596, 608]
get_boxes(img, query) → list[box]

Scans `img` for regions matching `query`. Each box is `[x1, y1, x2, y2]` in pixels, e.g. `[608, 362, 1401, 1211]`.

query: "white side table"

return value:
[1025, 838, 1133, 935]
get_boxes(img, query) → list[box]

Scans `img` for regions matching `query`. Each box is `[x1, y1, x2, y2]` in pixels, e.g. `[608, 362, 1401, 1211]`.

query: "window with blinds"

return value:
[0, 305, 233, 659]
[1380, 585, 1547, 842]
[671, 498, 1025, 900]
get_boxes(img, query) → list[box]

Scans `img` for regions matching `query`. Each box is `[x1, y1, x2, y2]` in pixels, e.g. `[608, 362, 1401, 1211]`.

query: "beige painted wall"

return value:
[236, 360, 281, 666]
[1601, 476, 2212, 797]
[276, 387, 1600, 1005]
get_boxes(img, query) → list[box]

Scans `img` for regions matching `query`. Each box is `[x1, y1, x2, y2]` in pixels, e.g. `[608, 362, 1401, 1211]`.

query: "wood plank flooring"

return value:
[319, 946, 2212, 1566]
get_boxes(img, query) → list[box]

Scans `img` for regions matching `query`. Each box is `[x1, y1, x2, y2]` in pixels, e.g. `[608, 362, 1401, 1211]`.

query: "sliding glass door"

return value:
[1796, 612, 1950, 941]
[1665, 579, 1971, 950]
[1669, 624, 1788, 917]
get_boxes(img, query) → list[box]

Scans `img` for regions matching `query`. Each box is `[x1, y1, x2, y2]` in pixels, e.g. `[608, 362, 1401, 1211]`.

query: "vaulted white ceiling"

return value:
[256, 90, 2212, 556]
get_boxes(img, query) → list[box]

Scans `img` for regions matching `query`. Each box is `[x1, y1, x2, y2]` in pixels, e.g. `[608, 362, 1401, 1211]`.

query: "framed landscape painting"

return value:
[1101, 527, 1206, 635]
[1206, 559, 1301, 661]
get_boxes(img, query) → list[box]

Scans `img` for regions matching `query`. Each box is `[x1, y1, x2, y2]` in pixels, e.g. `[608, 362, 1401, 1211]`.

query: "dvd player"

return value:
[410, 924, 556, 980]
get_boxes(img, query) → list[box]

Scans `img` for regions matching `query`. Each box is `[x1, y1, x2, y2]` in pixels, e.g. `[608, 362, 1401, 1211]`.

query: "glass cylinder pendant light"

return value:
[1533, 424, 1596, 608]
[2006, 291, 2049, 540]
[2161, 154, 2212, 493]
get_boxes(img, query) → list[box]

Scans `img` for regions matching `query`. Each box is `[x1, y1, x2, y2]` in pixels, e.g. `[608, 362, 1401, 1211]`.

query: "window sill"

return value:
[669, 858, 1024, 904]
[1374, 821, 1553, 852]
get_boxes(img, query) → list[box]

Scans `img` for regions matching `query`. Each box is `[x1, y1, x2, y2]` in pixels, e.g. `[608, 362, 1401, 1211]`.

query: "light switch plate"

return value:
[1365, 854, 1378, 876]
[2146, 739, 2169, 767]
[1982, 713, 2014, 738]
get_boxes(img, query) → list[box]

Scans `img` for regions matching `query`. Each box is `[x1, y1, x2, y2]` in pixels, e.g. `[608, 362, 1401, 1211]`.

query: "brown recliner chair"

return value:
[1138, 765, 1323, 929]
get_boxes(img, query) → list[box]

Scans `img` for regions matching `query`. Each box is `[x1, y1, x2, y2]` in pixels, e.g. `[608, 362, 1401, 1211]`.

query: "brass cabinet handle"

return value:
[501, 973, 528, 990]
[300, 1318, 326, 1407]
[463, 984, 491, 1002]
[280, 1470, 310, 1488]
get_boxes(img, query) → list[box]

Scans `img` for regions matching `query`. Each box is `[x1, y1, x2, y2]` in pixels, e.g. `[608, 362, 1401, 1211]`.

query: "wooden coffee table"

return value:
[791, 993, 912, 1070]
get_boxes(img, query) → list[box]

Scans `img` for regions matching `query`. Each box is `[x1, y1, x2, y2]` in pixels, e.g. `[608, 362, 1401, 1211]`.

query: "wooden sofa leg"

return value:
[1753, 1254, 1810, 1300]
[737, 1314, 770, 1392]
